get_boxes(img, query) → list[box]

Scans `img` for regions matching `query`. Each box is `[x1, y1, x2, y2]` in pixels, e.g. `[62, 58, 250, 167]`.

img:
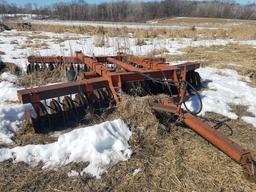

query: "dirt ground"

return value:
[0, 95, 256, 192]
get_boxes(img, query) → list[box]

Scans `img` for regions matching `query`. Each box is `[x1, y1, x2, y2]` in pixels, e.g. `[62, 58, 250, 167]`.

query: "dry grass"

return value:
[17, 41, 49, 49]
[6, 21, 256, 41]
[18, 67, 67, 88]
[135, 38, 147, 46]
[7, 22, 128, 37]
[2, 17, 256, 191]
[166, 44, 256, 81]
[27, 34, 49, 40]
[93, 35, 109, 47]
[134, 28, 159, 38]
[158, 25, 256, 40]
[155, 17, 256, 27]
[10, 40, 18, 44]
[53, 36, 83, 44]
[230, 105, 255, 119]
[147, 47, 169, 56]
[0, 62, 21, 75]
[1, 95, 256, 191]
[0, 22, 10, 32]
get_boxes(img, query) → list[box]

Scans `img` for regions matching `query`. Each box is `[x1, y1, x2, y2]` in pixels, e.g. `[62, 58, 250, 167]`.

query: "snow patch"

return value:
[68, 170, 79, 177]
[186, 67, 256, 126]
[0, 80, 29, 144]
[0, 119, 132, 179]
[0, 72, 17, 83]
[133, 168, 142, 176]
[30, 19, 186, 30]
[1, 30, 256, 72]
[242, 116, 256, 127]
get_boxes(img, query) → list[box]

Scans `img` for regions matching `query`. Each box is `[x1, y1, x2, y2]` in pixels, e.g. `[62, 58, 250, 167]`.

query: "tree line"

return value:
[0, 0, 256, 21]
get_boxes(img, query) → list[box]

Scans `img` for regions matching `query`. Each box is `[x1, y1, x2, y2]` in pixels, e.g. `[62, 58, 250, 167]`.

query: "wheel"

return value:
[62, 96, 75, 111]
[27, 63, 33, 74]
[66, 70, 76, 81]
[33, 102, 48, 117]
[48, 63, 55, 71]
[49, 99, 62, 113]
[74, 93, 88, 108]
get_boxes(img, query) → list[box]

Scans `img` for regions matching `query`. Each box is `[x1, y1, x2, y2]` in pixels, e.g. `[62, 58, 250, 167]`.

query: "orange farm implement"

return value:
[17, 51, 255, 175]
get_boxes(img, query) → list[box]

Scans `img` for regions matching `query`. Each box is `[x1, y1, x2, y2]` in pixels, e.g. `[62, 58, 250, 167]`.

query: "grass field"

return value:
[0, 17, 256, 191]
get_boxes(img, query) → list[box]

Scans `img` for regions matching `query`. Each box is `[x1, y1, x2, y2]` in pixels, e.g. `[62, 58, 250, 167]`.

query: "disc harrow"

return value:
[17, 51, 255, 176]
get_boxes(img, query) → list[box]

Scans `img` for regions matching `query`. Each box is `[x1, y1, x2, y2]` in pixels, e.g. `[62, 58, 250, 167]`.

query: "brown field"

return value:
[6, 19, 256, 41]
[154, 16, 256, 27]
[165, 44, 256, 82]
[1, 17, 256, 192]
[0, 96, 256, 192]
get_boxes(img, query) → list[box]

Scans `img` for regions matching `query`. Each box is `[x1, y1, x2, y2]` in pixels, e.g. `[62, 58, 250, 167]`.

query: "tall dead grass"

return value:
[166, 44, 256, 82]
[0, 62, 21, 75]
[147, 47, 169, 57]
[156, 17, 256, 27]
[6, 21, 256, 41]
[135, 38, 146, 46]
[93, 34, 109, 47]
[18, 66, 67, 87]
[1, 93, 256, 191]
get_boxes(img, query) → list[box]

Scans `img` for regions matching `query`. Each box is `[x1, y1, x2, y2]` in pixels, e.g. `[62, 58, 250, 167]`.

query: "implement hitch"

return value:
[152, 101, 256, 176]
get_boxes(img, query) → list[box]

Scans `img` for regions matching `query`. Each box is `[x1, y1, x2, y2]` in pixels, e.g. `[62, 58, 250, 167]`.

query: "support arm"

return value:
[152, 103, 255, 176]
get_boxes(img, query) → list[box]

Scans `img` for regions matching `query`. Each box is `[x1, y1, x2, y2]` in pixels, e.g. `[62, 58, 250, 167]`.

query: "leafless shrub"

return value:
[147, 47, 169, 56]
[18, 67, 66, 87]
[0, 62, 21, 75]
[93, 35, 109, 47]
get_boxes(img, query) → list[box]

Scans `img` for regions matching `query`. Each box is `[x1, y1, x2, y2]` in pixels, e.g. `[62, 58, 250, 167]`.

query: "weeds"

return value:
[135, 38, 146, 46]
[166, 44, 256, 82]
[93, 35, 109, 47]
[18, 66, 66, 87]
[2, 95, 256, 191]
[7, 21, 256, 40]
[147, 47, 169, 56]
[0, 62, 21, 75]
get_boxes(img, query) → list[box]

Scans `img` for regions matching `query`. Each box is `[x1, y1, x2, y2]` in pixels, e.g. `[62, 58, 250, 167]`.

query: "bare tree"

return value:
[0, 0, 255, 21]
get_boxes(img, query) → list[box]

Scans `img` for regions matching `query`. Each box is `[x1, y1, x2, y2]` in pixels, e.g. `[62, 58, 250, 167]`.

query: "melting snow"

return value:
[68, 170, 79, 177]
[186, 67, 256, 126]
[1, 30, 256, 72]
[30, 19, 187, 30]
[0, 119, 132, 178]
[0, 72, 18, 83]
[0, 29, 256, 177]
[0, 79, 28, 144]
[133, 168, 142, 176]
[0, 67, 255, 145]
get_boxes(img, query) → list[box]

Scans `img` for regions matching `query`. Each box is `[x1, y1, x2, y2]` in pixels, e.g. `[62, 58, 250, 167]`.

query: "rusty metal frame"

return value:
[19, 52, 188, 104]
[152, 98, 256, 176]
[16, 51, 256, 176]
[128, 55, 200, 71]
